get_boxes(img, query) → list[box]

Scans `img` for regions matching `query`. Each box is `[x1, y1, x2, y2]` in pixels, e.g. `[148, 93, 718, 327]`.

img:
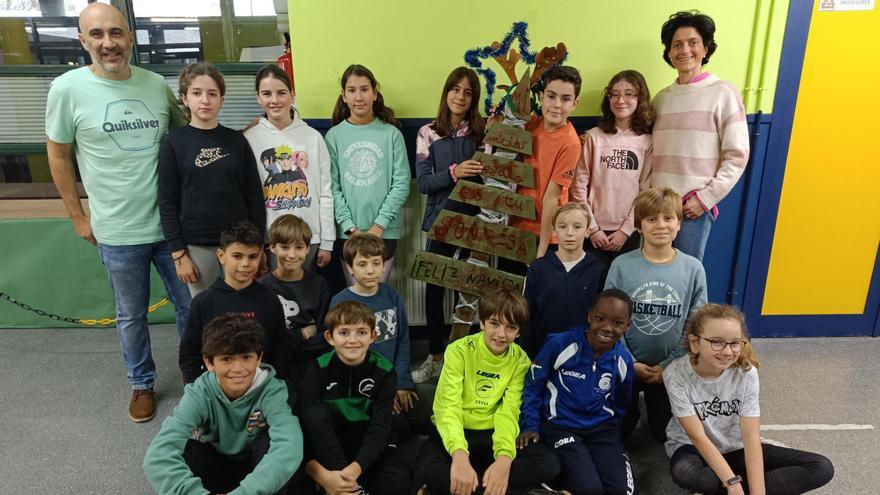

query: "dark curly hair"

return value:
[219, 221, 264, 249]
[598, 70, 655, 136]
[660, 10, 717, 68]
[542, 65, 582, 98]
[594, 288, 634, 318]
[202, 313, 265, 363]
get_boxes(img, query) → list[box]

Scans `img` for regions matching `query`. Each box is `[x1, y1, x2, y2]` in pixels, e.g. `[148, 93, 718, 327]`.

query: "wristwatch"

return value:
[725, 475, 743, 487]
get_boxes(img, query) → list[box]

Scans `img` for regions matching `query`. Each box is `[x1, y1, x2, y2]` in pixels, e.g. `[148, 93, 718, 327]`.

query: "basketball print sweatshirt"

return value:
[604, 249, 707, 368]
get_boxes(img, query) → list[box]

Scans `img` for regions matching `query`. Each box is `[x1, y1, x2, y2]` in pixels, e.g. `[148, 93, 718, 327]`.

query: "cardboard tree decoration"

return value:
[409, 22, 568, 342]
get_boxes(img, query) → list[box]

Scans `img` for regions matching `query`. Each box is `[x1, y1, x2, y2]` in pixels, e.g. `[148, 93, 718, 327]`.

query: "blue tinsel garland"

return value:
[464, 21, 570, 115]
[464, 21, 537, 115]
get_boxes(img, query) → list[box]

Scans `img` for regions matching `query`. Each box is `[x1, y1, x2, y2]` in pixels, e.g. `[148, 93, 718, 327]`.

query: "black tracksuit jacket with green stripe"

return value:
[298, 350, 397, 472]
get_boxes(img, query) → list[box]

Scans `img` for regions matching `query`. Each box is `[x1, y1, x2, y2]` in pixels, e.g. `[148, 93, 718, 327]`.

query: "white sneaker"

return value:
[412, 356, 442, 383]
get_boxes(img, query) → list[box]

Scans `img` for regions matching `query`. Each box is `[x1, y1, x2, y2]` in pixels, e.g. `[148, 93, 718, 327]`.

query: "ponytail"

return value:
[331, 64, 400, 128]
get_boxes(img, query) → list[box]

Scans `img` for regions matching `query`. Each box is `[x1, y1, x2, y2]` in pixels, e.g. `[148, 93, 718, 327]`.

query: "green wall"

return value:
[288, 0, 788, 119]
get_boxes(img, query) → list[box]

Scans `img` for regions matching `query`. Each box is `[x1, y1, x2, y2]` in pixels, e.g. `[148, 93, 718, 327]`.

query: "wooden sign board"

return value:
[410, 251, 525, 296]
[471, 151, 534, 188]
[484, 124, 533, 156]
[427, 210, 537, 263]
[449, 181, 536, 220]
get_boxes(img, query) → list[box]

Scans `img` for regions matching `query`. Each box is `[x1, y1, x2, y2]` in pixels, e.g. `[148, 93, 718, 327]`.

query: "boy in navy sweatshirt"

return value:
[519, 289, 636, 495]
[330, 233, 415, 412]
[179, 221, 291, 385]
[522, 203, 606, 358]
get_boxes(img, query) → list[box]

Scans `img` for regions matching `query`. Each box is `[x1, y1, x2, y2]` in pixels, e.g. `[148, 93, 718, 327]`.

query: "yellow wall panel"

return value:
[763, 5, 880, 315]
[288, 0, 785, 119]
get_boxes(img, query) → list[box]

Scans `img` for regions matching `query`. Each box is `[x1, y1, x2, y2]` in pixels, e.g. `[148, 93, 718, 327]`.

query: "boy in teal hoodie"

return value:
[144, 314, 302, 495]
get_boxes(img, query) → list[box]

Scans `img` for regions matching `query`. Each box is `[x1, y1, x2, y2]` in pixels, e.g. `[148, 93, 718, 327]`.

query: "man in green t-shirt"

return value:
[45, 3, 190, 423]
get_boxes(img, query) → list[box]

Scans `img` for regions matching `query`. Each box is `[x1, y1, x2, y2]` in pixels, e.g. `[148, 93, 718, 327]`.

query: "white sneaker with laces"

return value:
[411, 356, 443, 383]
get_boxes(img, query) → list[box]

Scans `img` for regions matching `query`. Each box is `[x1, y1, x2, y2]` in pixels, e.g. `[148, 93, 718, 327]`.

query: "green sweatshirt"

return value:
[432, 332, 531, 459]
[324, 118, 411, 239]
[143, 365, 302, 495]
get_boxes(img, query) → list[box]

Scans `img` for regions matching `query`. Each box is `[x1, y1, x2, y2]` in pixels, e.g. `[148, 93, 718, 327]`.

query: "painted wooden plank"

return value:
[427, 210, 536, 263]
[409, 251, 525, 296]
[484, 123, 533, 155]
[471, 151, 535, 188]
[449, 181, 536, 220]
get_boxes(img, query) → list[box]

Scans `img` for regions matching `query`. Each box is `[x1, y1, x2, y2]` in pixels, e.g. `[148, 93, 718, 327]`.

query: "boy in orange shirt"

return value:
[504, 65, 582, 275]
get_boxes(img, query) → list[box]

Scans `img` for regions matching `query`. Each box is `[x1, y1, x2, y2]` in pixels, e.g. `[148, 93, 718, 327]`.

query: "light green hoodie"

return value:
[143, 365, 302, 495]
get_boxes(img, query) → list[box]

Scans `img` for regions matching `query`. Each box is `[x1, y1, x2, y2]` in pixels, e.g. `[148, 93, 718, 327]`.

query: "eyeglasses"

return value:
[699, 336, 743, 351]
[607, 92, 638, 101]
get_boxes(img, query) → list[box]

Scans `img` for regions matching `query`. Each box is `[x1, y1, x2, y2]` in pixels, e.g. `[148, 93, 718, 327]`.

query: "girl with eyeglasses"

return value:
[570, 70, 655, 268]
[663, 304, 834, 495]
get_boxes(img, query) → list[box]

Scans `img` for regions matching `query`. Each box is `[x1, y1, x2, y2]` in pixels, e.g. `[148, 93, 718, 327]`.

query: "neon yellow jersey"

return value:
[432, 332, 530, 459]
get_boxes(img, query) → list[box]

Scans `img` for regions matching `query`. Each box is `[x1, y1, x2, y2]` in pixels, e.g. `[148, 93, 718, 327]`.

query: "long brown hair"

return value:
[598, 70, 654, 135]
[431, 66, 484, 141]
[686, 304, 759, 371]
[331, 64, 400, 127]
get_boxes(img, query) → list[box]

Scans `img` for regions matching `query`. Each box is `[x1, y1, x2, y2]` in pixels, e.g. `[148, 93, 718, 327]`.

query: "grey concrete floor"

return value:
[0, 325, 875, 494]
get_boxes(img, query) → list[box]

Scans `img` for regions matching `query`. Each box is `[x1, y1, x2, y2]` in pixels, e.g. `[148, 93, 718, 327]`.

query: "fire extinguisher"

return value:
[277, 32, 294, 94]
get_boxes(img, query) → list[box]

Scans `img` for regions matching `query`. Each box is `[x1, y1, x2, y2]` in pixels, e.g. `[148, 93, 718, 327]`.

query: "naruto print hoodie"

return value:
[244, 116, 335, 250]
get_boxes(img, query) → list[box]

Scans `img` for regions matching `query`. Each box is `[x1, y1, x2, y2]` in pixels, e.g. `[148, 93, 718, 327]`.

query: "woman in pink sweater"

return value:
[652, 11, 750, 261]
[571, 70, 654, 268]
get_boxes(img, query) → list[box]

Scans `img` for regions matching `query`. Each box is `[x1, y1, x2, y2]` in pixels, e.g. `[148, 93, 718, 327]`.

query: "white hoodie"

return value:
[244, 116, 335, 250]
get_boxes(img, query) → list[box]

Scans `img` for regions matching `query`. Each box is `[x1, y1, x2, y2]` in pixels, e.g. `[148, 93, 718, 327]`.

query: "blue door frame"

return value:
[741, 0, 880, 337]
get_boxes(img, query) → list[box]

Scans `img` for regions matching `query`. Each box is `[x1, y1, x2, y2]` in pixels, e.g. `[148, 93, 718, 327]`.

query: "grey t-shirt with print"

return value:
[663, 355, 760, 457]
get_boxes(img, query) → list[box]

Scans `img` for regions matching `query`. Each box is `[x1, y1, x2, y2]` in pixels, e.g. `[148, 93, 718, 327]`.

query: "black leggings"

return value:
[669, 443, 834, 495]
[299, 402, 411, 495]
[621, 377, 672, 442]
[182, 432, 289, 495]
[414, 427, 560, 495]
[584, 231, 641, 268]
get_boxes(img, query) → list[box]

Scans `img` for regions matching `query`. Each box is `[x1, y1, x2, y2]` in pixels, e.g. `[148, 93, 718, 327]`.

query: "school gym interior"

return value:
[1, 1, 877, 493]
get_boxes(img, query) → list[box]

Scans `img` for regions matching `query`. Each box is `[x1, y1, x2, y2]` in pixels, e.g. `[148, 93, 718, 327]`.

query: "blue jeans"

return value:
[674, 213, 714, 261]
[98, 241, 191, 390]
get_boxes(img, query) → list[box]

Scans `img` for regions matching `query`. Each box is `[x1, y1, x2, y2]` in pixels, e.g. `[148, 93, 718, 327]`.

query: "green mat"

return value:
[1, 218, 177, 328]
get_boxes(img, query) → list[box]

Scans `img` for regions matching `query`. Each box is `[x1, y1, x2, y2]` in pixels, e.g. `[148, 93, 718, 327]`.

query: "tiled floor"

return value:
[0, 325, 874, 494]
